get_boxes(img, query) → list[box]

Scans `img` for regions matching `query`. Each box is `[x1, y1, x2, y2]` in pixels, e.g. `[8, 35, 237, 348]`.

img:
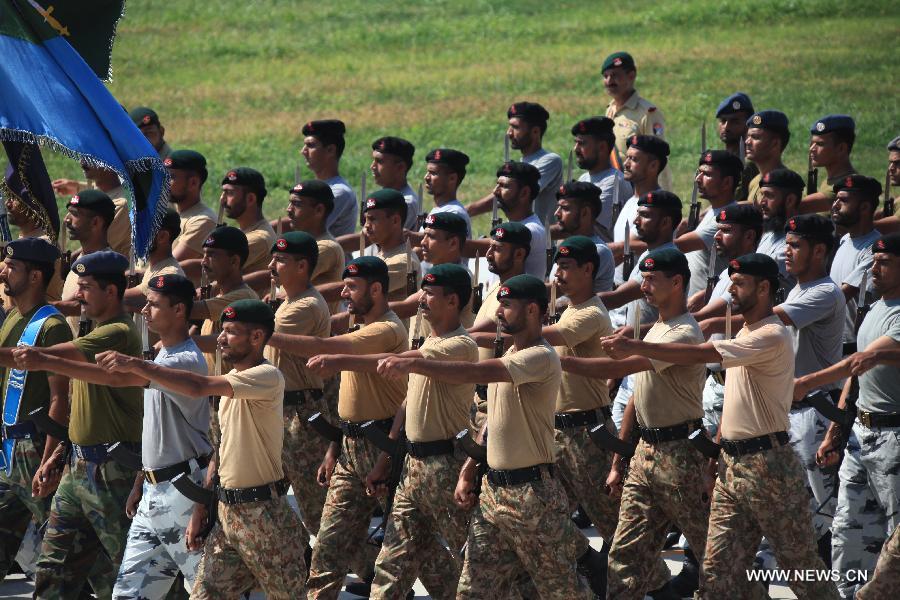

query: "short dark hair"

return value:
[154, 285, 194, 319]
[831, 129, 856, 153]
[381, 203, 408, 226]
[443, 284, 472, 313]
[92, 273, 127, 300]
[23, 260, 55, 290]
[661, 267, 692, 293]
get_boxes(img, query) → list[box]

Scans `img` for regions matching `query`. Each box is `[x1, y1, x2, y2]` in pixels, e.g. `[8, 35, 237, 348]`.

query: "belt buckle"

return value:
[144, 469, 158, 485]
[858, 411, 871, 428]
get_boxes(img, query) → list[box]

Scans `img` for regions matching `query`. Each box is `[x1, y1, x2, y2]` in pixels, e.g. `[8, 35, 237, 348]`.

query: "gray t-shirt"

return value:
[780, 276, 846, 389]
[757, 229, 796, 293]
[579, 168, 633, 239]
[142, 338, 212, 470]
[427, 199, 471, 238]
[521, 213, 548, 280]
[829, 229, 880, 343]
[400, 183, 421, 231]
[610, 241, 676, 329]
[856, 299, 900, 413]
[325, 175, 358, 237]
[685, 202, 736, 297]
[523, 148, 563, 227]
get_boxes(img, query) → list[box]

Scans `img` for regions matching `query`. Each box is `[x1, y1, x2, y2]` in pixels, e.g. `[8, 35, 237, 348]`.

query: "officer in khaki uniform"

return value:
[601, 253, 840, 600]
[165, 150, 218, 265]
[264, 231, 332, 562]
[602, 51, 671, 191]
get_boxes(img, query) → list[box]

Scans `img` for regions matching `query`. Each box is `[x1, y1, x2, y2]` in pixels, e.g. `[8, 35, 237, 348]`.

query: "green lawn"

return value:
[43, 0, 898, 237]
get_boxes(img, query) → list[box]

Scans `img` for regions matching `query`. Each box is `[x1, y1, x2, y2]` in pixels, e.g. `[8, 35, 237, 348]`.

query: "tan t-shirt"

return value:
[405, 327, 478, 443]
[633, 312, 706, 428]
[554, 296, 613, 413]
[713, 315, 794, 440]
[175, 201, 218, 256]
[139, 256, 184, 295]
[378, 241, 421, 303]
[338, 311, 408, 422]
[313, 232, 346, 314]
[488, 341, 561, 470]
[108, 191, 132, 258]
[242, 218, 277, 277]
[218, 362, 285, 489]
[199, 285, 259, 373]
[473, 281, 502, 364]
[265, 287, 330, 391]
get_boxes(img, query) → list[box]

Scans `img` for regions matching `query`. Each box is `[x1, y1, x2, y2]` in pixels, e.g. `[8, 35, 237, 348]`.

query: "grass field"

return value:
[43, 0, 899, 237]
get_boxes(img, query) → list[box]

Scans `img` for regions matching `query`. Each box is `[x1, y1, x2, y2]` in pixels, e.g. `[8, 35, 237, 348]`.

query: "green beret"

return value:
[637, 190, 681, 211]
[627, 135, 670, 168]
[425, 148, 469, 175]
[147, 273, 195, 299]
[759, 168, 805, 193]
[728, 253, 780, 281]
[301, 119, 346, 144]
[571, 116, 614, 138]
[639, 247, 689, 274]
[422, 212, 467, 236]
[874, 233, 900, 256]
[422, 263, 471, 290]
[555, 235, 599, 265]
[364, 188, 406, 213]
[496, 161, 541, 193]
[221, 299, 275, 330]
[164, 150, 207, 182]
[372, 136, 415, 165]
[203, 226, 249, 264]
[290, 179, 334, 212]
[128, 106, 160, 127]
[715, 204, 763, 229]
[811, 114, 855, 135]
[557, 181, 601, 207]
[699, 150, 744, 180]
[68, 189, 115, 223]
[490, 222, 531, 248]
[601, 51, 635, 72]
[507, 102, 550, 127]
[497, 274, 547, 303]
[221, 167, 267, 200]
[5, 237, 60, 265]
[343, 255, 389, 281]
[785, 214, 834, 242]
[71, 250, 128, 277]
[833, 174, 882, 202]
[272, 231, 318, 259]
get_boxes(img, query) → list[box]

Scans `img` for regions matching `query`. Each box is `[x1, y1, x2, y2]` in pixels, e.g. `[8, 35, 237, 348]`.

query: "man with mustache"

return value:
[552, 181, 615, 292]
[745, 110, 790, 206]
[756, 168, 803, 291]
[165, 150, 217, 266]
[370, 136, 420, 231]
[801, 115, 859, 214]
[218, 168, 276, 295]
[713, 92, 758, 201]
[128, 107, 172, 159]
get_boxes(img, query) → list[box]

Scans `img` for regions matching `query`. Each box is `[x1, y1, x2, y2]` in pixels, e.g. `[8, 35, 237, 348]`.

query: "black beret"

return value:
[785, 214, 834, 242]
[147, 273, 196, 299]
[747, 110, 789, 133]
[639, 247, 689, 273]
[888, 136, 900, 152]
[164, 150, 207, 180]
[301, 119, 346, 143]
[833, 174, 882, 200]
[290, 179, 334, 208]
[873, 233, 900, 256]
[626, 135, 670, 161]
[637, 190, 681, 211]
[68, 189, 115, 223]
[422, 212, 467, 236]
[343, 255, 389, 281]
[159, 208, 181, 232]
[422, 263, 471, 290]
[715, 93, 754, 118]
[496, 161, 541, 192]
[203, 226, 249, 263]
[4, 237, 60, 265]
[811, 115, 855, 135]
[364, 188, 406, 213]
[425, 148, 470, 175]
[507, 102, 550, 127]
[372, 136, 415, 164]
[71, 250, 128, 277]
[557, 181, 601, 208]
[221, 299, 274, 330]
[601, 51, 635, 72]
[759, 168, 805, 193]
[129, 106, 160, 127]
[555, 235, 599, 264]
[272, 231, 319, 259]
[715, 204, 763, 229]
[699, 150, 744, 179]
[490, 222, 531, 248]
[571, 116, 614, 137]
[221, 167, 267, 200]
[497, 274, 547, 303]
[728, 253, 780, 281]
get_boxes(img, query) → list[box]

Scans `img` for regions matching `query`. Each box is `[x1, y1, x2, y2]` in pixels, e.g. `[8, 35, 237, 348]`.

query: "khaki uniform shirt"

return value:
[242, 218, 277, 277]
[606, 90, 672, 190]
[265, 287, 330, 391]
[408, 268, 476, 345]
[633, 313, 706, 428]
[106, 186, 132, 258]
[313, 232, 345, 314]
[554, 297, 613, 413]
[713, 315, 794, 440]
[405, 326, 478, 443]
[378, 241, 421, 304]
[175, 201, 218, 257]
[487, 341, 561, 470]
[218, 362, 285, 489]
[139, 256, 184, 295]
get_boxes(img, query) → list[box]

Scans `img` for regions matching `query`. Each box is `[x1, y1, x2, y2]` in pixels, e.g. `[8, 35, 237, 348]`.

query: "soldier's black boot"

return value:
[667, 546, 700, 596]
[344, 571, 374, 597]
[572, 504, 592, 529]
[817, 531, 832, 568]
[304, 543, 313, 578]
[576, 544, 608, 598]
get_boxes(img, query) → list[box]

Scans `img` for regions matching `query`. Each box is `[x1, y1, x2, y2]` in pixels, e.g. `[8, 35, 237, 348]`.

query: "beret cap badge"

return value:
[347, 264, 359, 274]
[276, 239, 287, 250]
[643, 258, 655, 269]
[730, 259, 741, 270]
[752, 115, 762, 125]
[498, 286, 510, 297]
[223, 307, 236, 319]
[424, 273, 436, 283]
[75, 263, 86, 273]
[816, 122, 825, 132]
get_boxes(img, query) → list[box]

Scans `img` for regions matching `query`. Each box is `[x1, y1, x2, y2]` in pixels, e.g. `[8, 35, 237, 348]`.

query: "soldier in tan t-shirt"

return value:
[165, 150, 218, 266]
[601, 252, 839, 600]
[364, 189, 421, 305]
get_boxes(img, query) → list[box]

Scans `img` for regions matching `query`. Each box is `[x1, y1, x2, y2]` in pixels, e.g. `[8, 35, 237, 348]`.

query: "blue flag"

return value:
[0, 0, 169, 258]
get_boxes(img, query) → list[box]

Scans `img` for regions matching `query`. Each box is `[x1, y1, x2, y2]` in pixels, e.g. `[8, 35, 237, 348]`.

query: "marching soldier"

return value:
[370, 136, 420, 230]
[0, 239, 71, 581]
[601, 252, 840, 599]
[801, 115, 858, 214]
[421, 148, 472, 236]
[856, 524, 899, 599]
[745, 110, 790, 205]
[552, 181, 615, 292]
[128, 107, 172, 159]
[165, 150, 217, 266]
[714, 92, 758, 201]
[301, 119, 358, 237]
[101, 299, 307, 598]
[14, 251, 143, 599]
[756, 168, 803, 289]
[123, 209, 185, 312]
[875, 136, 899, 234]
[218, 168, 277, 293]
[365, 189, 421, 304]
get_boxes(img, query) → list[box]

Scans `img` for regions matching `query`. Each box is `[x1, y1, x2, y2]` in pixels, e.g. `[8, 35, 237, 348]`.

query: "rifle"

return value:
[471, 252, 483, 314]
[416, 181, 426, 229]
[725, 299, 732, 341]
[610, 171, 623, 231]
[492, 135, 509, 230]
[77, 304, 91, 338]
[307, 412, 343, 445]
[410, 304, 425, 350]
[270, 219, 283, 310]
[588, 423, 635, 458]
[546, 277, 558, 325]
[360, 420, 406, 545]
[807, 151, 818, 196]
[884, 168, 894, 217]
[358, 171, 367, 227]
[701, 119, 708, 154]
[140, 314, 154, 361]
[58, 224, 71, 278]
[703, 244, 719, 305]
[738, 137, 747, 199]
[215, 195, 226, 228]
[545, 233, 554, 279]
[27, 406, 68, 442]
[622, 223, 635, 281]
[688, 428, 721, 459]
[294, 164, 302, 185]
[475, 321, 504, 401]
[210, 334, 222, 410]
[199, 267, 211, 301]
[358, 229, 366, 258]
[107, 442, 143, 470]
[687, 168, 701, 231]
[566, 149, 574, 183]
[171, 472, 218, 539]
[126, 244, 140, 290]
[405, 244, 417, 296]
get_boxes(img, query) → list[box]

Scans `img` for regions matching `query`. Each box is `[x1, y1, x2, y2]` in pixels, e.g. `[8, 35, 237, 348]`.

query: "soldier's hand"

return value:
[816, 428, 842, 468]
[51, 178, 82, 196]
[847, 350, 879, 376]
[96, 350, 132, 372]
[32, 447, 65, 498]
[792, 378, 810, 402]
[702, 459, 718, 502]
[605, 461, 624, 498]
[600, 334, 635, 359]
[185, 504, 209, 552]
[317, 445, 339, 488]
[12, 346, 45, 371]
[365, 454, 391, 497]
[125, 481, 143, 519]
[454, 476, 476, 510]
[377, 356, 413, 379]
[307, 355, 337, 378]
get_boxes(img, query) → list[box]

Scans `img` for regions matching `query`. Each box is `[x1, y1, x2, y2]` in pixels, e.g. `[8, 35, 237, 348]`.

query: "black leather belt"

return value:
[340, 418, 393, 439]
[2, 421, 39, 440]
[554, 407, 611, 430]
[842, 342, 857, 356]
[73, 442, 139, 464]
[858, 411, 900, 428]
[487, 463, 554, 487]
[721, 431, 790, 457]
[638, 419, 703, 444]
[144, 453, 211, 485]
[218, 478, 290, 505]
[405, 438, 454, 458]
[284, 389, 324, 406]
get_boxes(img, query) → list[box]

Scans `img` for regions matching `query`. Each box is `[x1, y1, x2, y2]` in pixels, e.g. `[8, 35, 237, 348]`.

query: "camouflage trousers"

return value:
[608, 437, 711, 600]
[856, 521, 899, 600]
[370, 449, 471, 600]
[0, 436, 49, 580]
[191, 495, 307, 599]
[832, 421, 900, 598]
[788, 405, 838, 540]
[456, 469, 591, 600]
[282, 395, 331, 545]
[698, 442, 840, 600]
[112, 464, 207, 599]
[701, 374, 724, 438]
[34, 453, 138, 600]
